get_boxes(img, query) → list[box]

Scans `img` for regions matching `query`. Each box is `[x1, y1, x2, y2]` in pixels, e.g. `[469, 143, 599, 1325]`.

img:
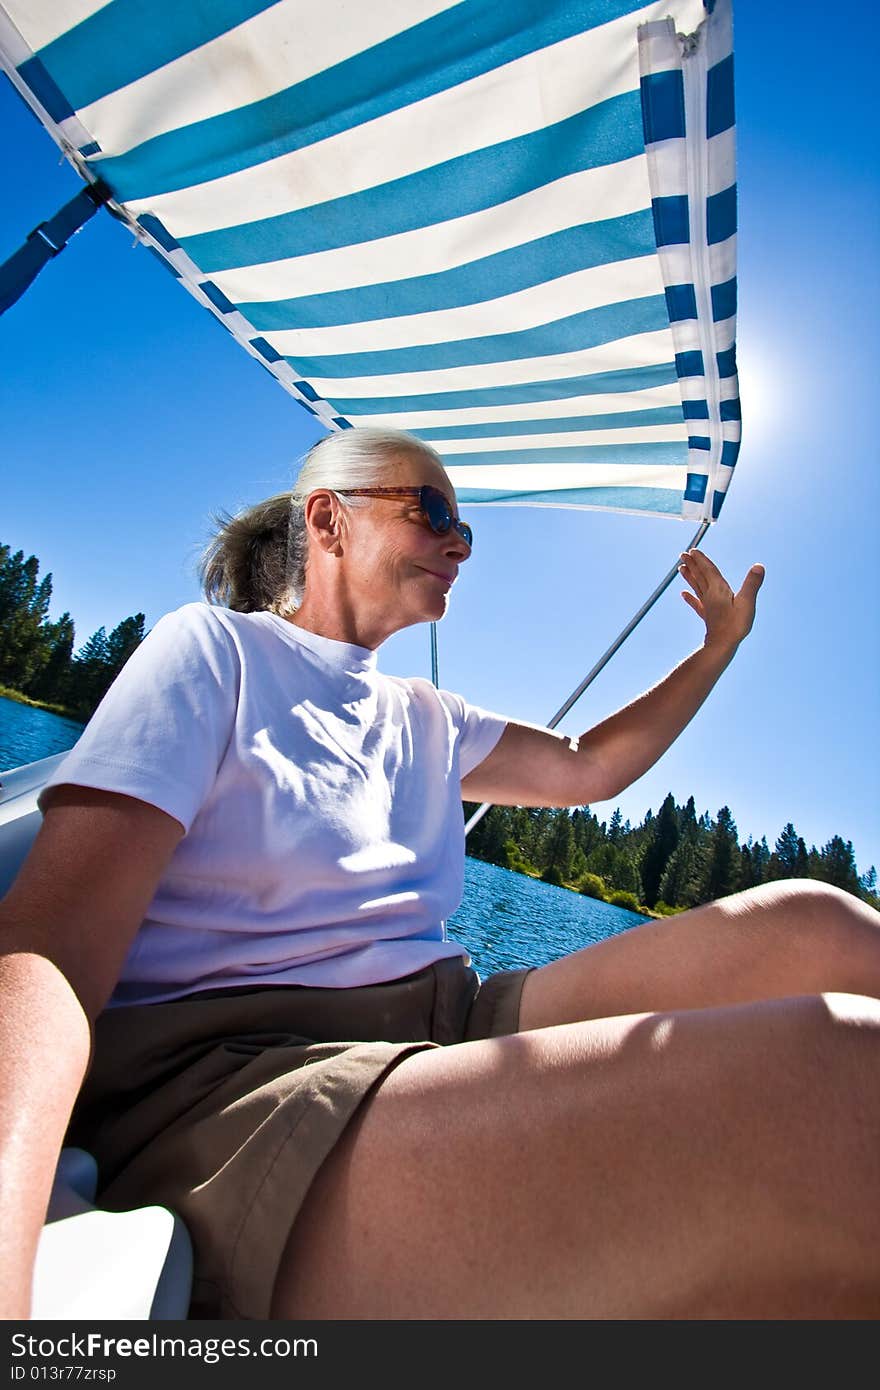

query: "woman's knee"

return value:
[733, 880, 880, 980]
[739, 878, 872, 922]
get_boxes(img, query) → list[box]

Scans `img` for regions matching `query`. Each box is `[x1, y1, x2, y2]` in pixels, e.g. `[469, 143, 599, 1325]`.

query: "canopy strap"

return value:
[464, 520, 710, 837]
[0, 179, 111, 316]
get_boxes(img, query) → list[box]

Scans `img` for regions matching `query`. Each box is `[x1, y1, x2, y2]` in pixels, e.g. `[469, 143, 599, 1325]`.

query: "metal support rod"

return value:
[464, 520, 710, 837]
[430, 621, 440, 688]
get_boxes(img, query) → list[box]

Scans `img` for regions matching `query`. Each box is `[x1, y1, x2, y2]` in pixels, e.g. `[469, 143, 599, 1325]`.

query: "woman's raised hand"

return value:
[679, 549, 765, 652]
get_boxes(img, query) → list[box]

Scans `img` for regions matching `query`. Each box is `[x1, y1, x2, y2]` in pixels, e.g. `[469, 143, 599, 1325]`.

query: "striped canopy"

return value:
[1, 0, 740, 522]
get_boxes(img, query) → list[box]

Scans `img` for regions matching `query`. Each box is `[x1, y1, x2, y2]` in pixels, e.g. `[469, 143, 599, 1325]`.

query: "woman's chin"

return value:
[417, 593, 450, 624]
[406, 571, 453, 624]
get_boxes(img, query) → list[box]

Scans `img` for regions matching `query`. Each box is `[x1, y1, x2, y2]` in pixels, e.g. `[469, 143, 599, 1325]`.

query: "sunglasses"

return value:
[338, 485, 473, 549]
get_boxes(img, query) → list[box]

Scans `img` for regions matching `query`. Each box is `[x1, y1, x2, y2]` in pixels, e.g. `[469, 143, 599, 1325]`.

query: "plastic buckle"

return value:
[28, 223, 63, 255]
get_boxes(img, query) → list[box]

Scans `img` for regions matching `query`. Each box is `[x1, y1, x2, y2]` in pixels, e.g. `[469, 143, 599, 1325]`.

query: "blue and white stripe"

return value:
[0, 0, 740, 522]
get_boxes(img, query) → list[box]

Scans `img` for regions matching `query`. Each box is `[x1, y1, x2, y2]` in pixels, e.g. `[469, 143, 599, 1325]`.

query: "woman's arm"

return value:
[461, 551, 765, 808]
[0, 788, 183, 1317]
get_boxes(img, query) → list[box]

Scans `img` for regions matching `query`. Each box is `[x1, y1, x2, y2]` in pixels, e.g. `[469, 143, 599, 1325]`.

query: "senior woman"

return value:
[1, 426, 879, 1321]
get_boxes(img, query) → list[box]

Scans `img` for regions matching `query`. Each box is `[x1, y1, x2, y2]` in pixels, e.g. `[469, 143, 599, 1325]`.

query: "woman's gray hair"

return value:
[199, 426, 445, 613]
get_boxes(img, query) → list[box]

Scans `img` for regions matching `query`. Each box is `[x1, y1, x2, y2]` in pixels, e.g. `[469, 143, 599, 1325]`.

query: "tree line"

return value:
[463, 795, 879, 915]
[0, 542, 145, 721]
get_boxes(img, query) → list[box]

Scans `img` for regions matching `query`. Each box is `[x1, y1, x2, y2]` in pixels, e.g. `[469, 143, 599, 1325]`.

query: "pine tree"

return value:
[658, 834, 702, 907]
[510, 807, 533, 862]
[768, 823, 805, 880]
[639, 792, 680, 908]
[524, 808, 552, 865]
[859, 867, 879, 912]
[751, 836, 771, 881]
[569, 845, 588, 881]
[587, 842, 642, 896]
[572, 807, 603, 857]
[25, 612, 75, 704]
[64, 613, 146, 718]
[540, 810, 575, 880]
[0, 546, 55, 689]
[699, 806, 741, 902]
[465, 805, 509, 865]
[65, 626, 111, 717]
[815, 837, 861, 896]
[738, 840, 761, 890]
[105, 614, 146, 674]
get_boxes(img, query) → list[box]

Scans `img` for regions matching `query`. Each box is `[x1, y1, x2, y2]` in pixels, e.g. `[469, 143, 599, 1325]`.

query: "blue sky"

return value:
[1, 4, 878, 874]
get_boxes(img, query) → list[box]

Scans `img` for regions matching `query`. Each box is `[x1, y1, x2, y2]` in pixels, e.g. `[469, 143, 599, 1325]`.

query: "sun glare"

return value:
[734, 330, 799, 452]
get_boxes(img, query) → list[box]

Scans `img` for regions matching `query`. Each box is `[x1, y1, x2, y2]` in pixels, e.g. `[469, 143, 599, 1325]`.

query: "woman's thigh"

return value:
[519, 880, 880, 1030]
[271, 990, 880, 1320]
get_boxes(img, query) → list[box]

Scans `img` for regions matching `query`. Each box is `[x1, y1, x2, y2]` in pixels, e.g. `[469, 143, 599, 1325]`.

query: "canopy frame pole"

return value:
[464, 520, 711, 837]
[430, 622, 440, 687]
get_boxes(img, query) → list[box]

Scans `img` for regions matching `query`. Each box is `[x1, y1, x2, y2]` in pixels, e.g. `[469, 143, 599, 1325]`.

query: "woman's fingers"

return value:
[736, 564, 765, 605]
[678, 554, 705, 597]
[728, 564, 765, 638]
[681, 551, 764, 606]
[678, 552, 765, 644]
[681, 590, 704, 617]
[679, 549, 720, 597]
[680, 549, 726, 594]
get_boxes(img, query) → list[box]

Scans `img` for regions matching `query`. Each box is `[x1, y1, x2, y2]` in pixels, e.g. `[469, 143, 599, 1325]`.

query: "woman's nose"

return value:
[445, 528, 471, 560]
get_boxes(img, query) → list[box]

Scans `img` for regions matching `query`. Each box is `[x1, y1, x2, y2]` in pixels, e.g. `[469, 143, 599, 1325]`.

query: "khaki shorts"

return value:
[68, 958, 531, 1320]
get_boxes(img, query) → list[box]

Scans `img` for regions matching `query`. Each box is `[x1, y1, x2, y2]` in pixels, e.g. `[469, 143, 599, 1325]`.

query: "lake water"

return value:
[0, 697, 647, 967]
[0, 695, 84, 775]
[449, 856, 646, 974]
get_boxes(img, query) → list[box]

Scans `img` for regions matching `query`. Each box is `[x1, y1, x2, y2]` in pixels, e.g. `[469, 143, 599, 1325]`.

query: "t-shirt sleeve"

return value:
[435, 687, 508, 779]
[37, 604, 240, 832]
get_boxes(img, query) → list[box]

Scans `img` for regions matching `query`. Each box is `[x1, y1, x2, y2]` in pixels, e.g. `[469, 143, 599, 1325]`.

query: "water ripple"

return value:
[0, 697, 83, 775]
[449, 857, 648, 974]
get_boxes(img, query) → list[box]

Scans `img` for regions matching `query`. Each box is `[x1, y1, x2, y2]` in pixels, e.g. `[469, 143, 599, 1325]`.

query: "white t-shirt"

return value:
[39, 604, 507, 1006]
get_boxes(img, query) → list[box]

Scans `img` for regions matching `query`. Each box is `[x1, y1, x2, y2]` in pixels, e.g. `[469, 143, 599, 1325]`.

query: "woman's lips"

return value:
[420, 568, 455, 586]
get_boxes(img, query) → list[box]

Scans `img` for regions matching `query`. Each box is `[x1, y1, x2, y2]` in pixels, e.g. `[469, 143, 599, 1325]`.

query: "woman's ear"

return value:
[303, 490, 344, 555]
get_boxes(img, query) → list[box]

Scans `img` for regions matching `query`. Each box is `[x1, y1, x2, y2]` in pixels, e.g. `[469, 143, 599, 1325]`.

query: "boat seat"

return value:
[32, 1147, 193, 1320]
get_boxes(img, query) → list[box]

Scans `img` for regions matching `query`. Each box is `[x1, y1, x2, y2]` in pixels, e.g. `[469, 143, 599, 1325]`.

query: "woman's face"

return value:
[341, 450, 472, 638]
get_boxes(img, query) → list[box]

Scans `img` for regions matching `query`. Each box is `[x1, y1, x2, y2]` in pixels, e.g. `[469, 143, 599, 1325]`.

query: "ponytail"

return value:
[199, 492, 300, 614]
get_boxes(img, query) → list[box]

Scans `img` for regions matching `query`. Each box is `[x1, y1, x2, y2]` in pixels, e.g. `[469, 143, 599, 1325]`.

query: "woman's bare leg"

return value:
[519, 880, 880, 1031]
[271, 991, 880, 1319]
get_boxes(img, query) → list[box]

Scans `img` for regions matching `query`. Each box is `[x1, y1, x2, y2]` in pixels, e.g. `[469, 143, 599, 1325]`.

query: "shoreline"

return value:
[481, 858, 663, 918]
[0, 685, 82, 723]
